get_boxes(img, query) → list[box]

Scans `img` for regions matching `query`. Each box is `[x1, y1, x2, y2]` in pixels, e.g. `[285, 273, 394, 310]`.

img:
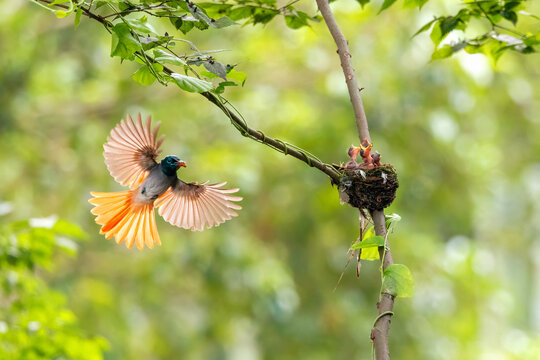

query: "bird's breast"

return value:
[135, 171, 175, 204]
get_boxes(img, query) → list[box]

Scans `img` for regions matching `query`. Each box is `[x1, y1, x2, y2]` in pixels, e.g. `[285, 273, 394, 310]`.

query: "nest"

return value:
[338, 164, 399, 211]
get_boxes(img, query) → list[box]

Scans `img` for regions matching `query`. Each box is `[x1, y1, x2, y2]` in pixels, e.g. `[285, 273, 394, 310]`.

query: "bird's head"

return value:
[161, 155, 186, 175]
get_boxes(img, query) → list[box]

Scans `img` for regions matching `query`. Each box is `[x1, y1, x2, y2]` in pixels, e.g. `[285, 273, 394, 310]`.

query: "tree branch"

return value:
[314, 1, 395, 359]
[34, 0, 342, 184]
[314, 0, 370, 143]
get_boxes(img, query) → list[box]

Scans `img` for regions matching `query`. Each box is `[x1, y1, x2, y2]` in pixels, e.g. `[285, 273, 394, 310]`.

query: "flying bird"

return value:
[89, 114, 242, 250]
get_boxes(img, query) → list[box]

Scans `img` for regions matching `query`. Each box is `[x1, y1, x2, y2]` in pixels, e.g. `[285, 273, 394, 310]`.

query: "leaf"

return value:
[177, 19, 196, 34]
[356, 0, 370, 9]
[214, 81, 237, 94]
[431, 45, 453, 60]
[350, 236, 385, 249]
[169, 73, 213, 93]
[430, 14, 467, 46]
[132, 63, 163, 86]
[56, 10, 68, 18]
[413, 18, 438, 37]
[125, 17, 157, 34]
[227, 69, 247, 85]
[524, 33, 540, 46]
[252, 8, 279, 25]
[403, 0, 428, 10]
[385, 213, 401, 229]
[285, 11, 311, 29]
[110, 23, 139, 60]
[153, 49, 186, 66]
[378, 0, 397, 14]
[382, 264, 414, 298]
[212, 16, 236, 28]
[360, 246, 380, 260]
[204, 61, 227, 80]
[52, 220, 87, 240]
[501, 10, 518, 25]
[198, 2, 233, 18]
[74, 7, 82, 28]
[229, 6, 253, 21]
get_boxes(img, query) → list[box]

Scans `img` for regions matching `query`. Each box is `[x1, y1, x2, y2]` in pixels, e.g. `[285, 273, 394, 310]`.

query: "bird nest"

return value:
[337, 164, 399, 211]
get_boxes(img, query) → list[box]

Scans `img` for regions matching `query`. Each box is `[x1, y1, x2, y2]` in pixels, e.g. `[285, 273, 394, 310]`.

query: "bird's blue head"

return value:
[161, 155, 186, 176]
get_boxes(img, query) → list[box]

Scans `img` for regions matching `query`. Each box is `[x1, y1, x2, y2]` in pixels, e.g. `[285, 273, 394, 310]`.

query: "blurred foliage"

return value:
[1, 0, 540, 359]
[0, 217, 107, 359]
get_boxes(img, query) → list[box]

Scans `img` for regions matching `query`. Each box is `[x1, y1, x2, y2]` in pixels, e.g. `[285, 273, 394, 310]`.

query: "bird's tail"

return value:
[88, 190, 161, 250]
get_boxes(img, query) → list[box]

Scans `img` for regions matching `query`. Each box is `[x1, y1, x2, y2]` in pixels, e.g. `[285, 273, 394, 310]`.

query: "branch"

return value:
[314, 1, 395, 359]
[315, 0, 370, 143]
[34, 0, 342, 184]
[370, 209, 394, 360]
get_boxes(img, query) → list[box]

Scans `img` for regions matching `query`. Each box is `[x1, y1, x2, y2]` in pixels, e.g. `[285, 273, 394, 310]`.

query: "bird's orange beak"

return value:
[177, 160, 186, 168]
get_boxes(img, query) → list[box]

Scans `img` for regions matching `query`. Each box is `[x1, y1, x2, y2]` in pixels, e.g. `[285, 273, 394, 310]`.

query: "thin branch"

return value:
[315, 0, 370, 143]
[314, 1, 395, 359]
[370, 209, 394, 360]
[34, 0, 342, 184]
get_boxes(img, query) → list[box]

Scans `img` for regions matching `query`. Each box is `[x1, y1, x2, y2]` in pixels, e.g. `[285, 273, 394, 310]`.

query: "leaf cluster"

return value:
[0, 218, 107, 360]
[413, 1, 540, 61]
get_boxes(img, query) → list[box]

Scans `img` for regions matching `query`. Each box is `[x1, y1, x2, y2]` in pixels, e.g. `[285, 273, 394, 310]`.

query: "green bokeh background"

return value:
[1, 0, 540, 359]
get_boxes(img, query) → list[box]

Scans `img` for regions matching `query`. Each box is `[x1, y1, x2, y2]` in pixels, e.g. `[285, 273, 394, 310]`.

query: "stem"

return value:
[314, 1, 395, 359]
[370, 209, 395, 360]
[315, 0, 370, 143]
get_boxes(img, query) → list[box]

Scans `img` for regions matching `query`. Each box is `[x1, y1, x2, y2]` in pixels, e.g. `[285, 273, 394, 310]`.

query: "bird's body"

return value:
[89, 114, 242, 250]
[137, 162, 178, 202]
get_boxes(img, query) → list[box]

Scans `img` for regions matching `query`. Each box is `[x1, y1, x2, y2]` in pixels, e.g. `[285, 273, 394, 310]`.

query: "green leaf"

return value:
[356, 0, 370, 9]
[204, 61, 227, 80]
[430, 14, 467, 46]
[125, 17, 157, 34]
[74, 7, 82, 28]
[385, 213, 401, 229]
[378, 0, 397, 14]
[227, 69, 247, 85]
[360, 246, 380, 261]
[132, 63, 163, 86]
[169, 73, 213, 93]
[524, 33, 540, 46]
[110, 23, 139, 60]
[198, 2, 233, 18]
[252, 8, 279, 25]
[382, 264, 414, 298]
[350, 236, 385, 250]
[214, 81, 237, 94]
[153, 49, 186, 66]
[431, 45, 453, 60]
[413, 18, 438, 37]
[501, 10, 518, 25]
[229, 6, 253, 21]
[176, 19, 196, 34]
[403, 0, 428, 10]
[285, 11, 311, 29]
[56, 10, 68, 18]
[212, 16, 236, 28]
[52, 220, 87, 240]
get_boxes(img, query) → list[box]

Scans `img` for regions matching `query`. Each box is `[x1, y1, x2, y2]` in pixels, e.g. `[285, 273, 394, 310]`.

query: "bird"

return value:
[88, 114, 242, 250]
[345, 139, 378, 170]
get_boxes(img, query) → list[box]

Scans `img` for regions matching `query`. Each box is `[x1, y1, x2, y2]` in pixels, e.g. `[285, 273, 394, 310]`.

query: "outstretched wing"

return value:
[155, 180, 242, 231]
[104, 113, 165, 188]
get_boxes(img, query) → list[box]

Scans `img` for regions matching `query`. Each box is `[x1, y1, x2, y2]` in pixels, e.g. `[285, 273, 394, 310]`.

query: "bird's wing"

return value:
[104, 114, 165, 189]
[154, 180, 242, 231]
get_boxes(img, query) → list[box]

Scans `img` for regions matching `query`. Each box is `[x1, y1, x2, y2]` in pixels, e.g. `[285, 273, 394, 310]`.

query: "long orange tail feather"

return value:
[89, 190, 161, 250]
